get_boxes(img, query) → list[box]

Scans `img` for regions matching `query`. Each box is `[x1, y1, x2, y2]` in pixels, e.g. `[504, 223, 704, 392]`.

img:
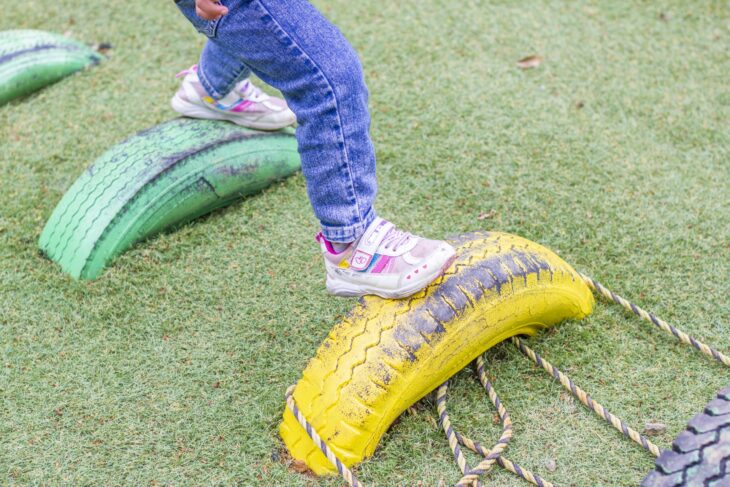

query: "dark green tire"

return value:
[0, 29, 101, 105]
[39, 118, 301, 280]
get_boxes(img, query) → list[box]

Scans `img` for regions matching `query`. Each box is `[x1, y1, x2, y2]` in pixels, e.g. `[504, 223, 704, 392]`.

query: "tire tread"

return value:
[642, 387, 730, 486]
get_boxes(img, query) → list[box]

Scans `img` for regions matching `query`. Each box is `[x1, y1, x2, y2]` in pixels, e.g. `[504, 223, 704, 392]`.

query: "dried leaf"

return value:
[517, 55, 543, 69]
[212, 381, 221, 389]
[478, 209, 497, 220]
[644, 422, 667, 435]
[290, 460, 314, 475]
[559, 392, 577, 413]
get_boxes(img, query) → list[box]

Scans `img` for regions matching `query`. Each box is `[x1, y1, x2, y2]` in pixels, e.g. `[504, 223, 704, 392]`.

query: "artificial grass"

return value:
[1, 0, 728, 485]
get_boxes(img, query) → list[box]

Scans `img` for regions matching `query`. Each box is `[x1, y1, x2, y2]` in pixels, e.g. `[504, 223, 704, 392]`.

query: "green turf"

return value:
[1, 0, 728, 485]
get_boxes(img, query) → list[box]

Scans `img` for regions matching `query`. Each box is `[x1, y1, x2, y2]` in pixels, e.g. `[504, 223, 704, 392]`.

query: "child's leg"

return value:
[176, 0, 376, 242]
[172, 1, 295, 131]
[175, 0, 455, 298]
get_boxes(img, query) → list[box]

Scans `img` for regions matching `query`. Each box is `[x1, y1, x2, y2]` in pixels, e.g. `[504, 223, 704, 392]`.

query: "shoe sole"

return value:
[171, 94, 295, 131]
[325, 252, 457, 299]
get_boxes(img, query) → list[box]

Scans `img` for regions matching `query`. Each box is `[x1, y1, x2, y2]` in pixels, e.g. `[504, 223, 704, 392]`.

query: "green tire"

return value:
[39, 118, 301, 280]
[0, 29, 102, 105]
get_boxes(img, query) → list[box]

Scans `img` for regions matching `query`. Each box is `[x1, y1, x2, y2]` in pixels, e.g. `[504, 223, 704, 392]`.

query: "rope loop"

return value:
[284, 385, 362, 487]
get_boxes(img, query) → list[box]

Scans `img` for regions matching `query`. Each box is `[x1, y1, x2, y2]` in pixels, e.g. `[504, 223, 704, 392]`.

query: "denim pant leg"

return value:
[174, 0, 377, 242]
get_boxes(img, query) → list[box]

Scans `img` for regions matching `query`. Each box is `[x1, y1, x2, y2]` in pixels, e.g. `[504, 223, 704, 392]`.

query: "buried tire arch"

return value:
[39, 118, 301, 279]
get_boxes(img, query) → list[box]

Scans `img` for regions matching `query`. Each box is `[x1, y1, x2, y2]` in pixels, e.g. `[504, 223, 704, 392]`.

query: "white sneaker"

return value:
[170, 65, 296, 130]
[317, 218, 456, 299]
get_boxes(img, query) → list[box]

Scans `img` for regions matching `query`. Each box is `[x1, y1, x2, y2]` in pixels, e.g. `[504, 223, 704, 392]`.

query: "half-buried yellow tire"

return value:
[280, 231, 595, 475]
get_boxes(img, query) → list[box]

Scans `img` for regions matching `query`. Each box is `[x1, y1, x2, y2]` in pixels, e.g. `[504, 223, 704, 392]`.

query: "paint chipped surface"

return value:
[395, 248, 556, 358]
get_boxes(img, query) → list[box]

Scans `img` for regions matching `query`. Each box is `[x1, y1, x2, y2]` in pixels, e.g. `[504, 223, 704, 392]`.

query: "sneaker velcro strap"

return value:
[349, 218, 394, 271]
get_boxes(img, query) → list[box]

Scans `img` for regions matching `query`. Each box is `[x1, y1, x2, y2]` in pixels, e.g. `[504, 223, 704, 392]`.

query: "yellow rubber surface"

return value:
[280, 231, 595, 475]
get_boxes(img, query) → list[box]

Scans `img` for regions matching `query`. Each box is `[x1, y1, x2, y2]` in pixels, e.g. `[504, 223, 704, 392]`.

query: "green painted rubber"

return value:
[39, 118, 301, 280]
[0, 29, 102, 105]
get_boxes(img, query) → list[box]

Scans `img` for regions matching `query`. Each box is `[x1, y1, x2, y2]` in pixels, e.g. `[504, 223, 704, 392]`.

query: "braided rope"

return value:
[439, 355, 554, 486]
[440, 355, 516, 486]
[454, 432, 553, 487]
[510, 336, 661, 457]
[579, 273, 730, 367]
[437, 381, 481, 487]
[459, 356, 513, 482]
[284, 385, 361, 487]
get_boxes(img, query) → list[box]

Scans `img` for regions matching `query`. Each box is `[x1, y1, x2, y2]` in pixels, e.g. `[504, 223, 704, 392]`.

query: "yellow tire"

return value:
[280, 231, 595, 475]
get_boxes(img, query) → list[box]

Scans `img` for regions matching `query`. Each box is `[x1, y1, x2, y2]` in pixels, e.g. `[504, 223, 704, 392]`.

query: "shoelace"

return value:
[175, 64, 197, 79]
[237, 80, 268, 103]
[381, 228, 413, 252]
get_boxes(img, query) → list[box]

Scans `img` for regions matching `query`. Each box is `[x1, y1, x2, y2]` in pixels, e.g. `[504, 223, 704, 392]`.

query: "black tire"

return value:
[642, 387, 730, 486]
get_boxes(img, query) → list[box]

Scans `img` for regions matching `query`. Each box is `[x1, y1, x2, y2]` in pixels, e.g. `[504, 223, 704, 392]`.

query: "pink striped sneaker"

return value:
[170, 65, 296, 130]
[317, 218, 456, 299]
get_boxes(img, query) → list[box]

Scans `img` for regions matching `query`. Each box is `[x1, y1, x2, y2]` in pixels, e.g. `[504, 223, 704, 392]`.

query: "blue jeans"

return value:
[175, 0, 377, 242]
